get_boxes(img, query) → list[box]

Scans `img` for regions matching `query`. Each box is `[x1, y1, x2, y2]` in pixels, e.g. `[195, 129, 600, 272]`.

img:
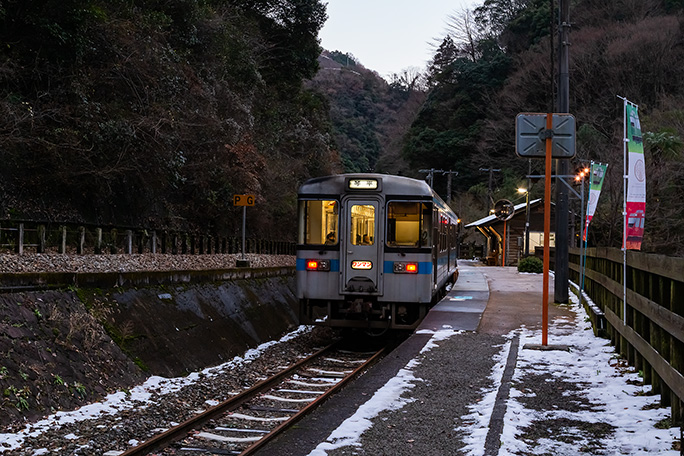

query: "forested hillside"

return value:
[308, 51, 425, 175]
[400, 0, 684, 255]
[0, 0, 339, 238]
[2, 0, 684, 254]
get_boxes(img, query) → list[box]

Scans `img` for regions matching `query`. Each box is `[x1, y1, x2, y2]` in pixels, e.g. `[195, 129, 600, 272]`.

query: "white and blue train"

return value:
[297, 174, 460, 331]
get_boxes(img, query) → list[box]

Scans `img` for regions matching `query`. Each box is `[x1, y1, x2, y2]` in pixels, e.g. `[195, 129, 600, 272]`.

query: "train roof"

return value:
[298, 173, 434, 198]
[299, 173, 458, 222]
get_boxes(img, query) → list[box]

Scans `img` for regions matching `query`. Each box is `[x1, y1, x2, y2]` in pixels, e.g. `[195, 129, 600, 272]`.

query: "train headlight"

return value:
[393, 262, 418, 274]
[306, 259, 330, 271]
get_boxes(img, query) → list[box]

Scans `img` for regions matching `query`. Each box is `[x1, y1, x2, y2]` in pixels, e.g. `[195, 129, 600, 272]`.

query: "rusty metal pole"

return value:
[543, 113, 553, 346]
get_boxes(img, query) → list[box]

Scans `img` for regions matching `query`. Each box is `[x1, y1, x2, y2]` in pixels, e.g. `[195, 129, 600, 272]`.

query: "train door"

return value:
[341, 198, 382, 295]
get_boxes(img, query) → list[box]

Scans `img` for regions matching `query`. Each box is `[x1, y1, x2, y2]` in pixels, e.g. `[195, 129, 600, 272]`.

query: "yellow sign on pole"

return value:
[233, 194, 255, 206]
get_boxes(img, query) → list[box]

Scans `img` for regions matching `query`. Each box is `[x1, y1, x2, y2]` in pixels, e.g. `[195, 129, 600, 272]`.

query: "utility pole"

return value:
[479, 167, 501, 206]
[419, 169, 458, 205]
[444, 170, 458, 206]
[419, 168, 444, 188]
[554, 0, 571, 303]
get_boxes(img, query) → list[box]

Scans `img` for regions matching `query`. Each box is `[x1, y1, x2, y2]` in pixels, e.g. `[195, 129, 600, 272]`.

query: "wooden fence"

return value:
[569, 246, 684, 422]
[0, 221, 295, 256]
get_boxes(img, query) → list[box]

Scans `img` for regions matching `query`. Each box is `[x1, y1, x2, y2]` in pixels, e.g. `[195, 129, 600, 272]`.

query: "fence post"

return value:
[95, 228, 103, 254]
[152, 231, 157, 254]
[38, 225, 46, 253]
[78, 226, 85, 254]
[60, 226, 67, 254]
[110, 229, 118, 254]
[16, 223, 24, 255]
[671, 280, 684, 424]
[126, 230, 133, 254]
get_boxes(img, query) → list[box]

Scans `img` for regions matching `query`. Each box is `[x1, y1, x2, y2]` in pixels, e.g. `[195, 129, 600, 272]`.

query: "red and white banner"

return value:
[624, 102, 646, 250]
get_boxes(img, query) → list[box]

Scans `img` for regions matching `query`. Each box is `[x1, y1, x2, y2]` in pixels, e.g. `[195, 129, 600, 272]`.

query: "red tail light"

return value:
[306, 259, 330, 271]
[393, 262, 418, 274]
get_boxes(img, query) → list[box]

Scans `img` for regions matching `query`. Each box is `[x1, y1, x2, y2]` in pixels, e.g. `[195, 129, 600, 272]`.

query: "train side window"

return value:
[386, 202, 419, 246]
[350, 204, 375, 245]
[386, 202, 431, 247]
[422, 204, 432, 247]
[299, 200, 338, 245]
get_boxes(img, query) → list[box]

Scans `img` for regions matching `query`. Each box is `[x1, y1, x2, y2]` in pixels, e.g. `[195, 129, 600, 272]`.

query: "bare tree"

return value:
[389, 66, 427, 92]
[445, 8, 487, 61]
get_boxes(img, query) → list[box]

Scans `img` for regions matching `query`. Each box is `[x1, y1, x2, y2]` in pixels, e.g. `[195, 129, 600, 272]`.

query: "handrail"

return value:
[0, 220, 295, 256]
[569, 246, 684, 423]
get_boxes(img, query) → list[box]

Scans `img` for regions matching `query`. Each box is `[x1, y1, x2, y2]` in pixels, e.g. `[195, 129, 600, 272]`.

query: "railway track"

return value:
[120, 343, 386, 456]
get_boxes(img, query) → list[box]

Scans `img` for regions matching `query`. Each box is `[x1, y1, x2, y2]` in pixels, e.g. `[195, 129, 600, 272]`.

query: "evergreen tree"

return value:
[427, 36, 459, 86]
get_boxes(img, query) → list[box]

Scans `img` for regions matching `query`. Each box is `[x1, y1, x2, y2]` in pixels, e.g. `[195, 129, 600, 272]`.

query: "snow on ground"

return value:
[4, 280, 680, 455]
[0, 326, 312, 453]
[464, 284, 680, 455]
[309, 284, 680, 455]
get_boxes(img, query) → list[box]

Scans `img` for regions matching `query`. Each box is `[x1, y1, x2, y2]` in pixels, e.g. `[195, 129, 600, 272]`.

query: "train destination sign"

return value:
[233, 194, 255, 206]
[348, 179, 378, 190]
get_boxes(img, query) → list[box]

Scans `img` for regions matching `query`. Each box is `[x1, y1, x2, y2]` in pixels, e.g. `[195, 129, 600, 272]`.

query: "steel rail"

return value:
[120, 342, 337, 456]
[239, 346, 387, 455]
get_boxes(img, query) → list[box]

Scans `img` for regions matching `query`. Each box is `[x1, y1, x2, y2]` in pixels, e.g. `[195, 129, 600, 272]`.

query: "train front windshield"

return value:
[299, 200, 339, 245]
[386, 202, 432, 247]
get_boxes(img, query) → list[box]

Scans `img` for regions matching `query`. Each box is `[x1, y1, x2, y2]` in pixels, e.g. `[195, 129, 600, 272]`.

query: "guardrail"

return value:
[0, 221, 295, 256]
[569, 246, 684, 422]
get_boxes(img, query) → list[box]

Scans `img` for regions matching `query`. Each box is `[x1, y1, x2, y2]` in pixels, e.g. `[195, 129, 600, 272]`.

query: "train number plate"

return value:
[351, 260, 373, 270]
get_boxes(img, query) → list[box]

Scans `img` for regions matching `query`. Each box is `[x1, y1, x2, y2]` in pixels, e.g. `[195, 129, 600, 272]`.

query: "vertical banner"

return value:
[583, 162, 608, 241]
[624, 103, 646, 250]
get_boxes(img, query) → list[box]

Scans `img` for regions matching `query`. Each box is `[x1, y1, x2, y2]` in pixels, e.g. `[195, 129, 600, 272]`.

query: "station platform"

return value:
[258, 261, 680, 455]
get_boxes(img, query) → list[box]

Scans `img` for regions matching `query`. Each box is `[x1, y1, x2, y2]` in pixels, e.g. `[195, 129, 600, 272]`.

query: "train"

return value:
[296, 173, 460, 331]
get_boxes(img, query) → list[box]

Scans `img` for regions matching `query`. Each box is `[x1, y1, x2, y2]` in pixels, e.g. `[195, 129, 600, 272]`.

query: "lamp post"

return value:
[575, 166, 590, 292]
[517, 187, 530, 256]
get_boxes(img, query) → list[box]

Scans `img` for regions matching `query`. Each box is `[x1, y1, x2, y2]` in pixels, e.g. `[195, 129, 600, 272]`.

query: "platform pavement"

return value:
[417, 264, 490, 332]
[255, 262, 587, 455]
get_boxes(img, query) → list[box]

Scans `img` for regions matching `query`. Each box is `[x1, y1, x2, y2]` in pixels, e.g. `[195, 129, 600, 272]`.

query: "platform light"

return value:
[575, 165, 591, 182]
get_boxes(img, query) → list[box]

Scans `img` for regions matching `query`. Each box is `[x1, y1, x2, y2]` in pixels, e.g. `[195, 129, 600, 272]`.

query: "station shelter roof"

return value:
[465, 199, 543, 229]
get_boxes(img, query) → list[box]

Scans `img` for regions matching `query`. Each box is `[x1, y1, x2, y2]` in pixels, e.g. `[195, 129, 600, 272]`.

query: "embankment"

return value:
[0, 266, 298, 428]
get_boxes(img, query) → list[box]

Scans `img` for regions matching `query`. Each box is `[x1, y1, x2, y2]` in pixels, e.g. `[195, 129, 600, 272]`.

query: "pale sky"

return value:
[319, 0, 478, 78]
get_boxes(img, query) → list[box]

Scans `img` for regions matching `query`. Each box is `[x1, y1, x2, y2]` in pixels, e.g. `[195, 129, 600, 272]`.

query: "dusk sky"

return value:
[319, 0, 477, 78]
